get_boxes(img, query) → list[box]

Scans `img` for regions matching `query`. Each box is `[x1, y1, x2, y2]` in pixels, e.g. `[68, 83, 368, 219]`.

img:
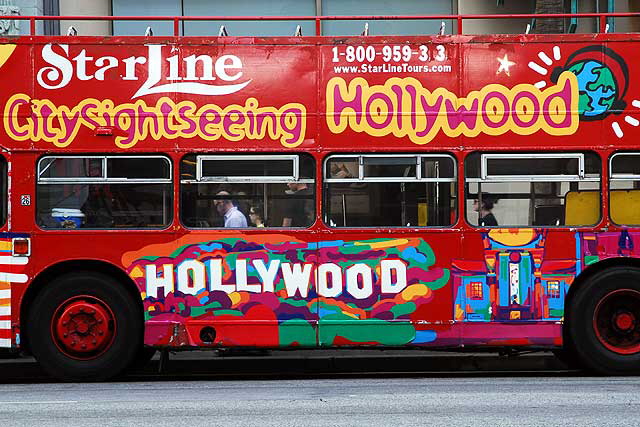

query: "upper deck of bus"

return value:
[1, 13, 640, 154]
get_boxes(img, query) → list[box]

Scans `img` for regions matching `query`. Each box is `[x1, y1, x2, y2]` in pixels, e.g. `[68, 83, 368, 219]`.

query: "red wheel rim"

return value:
[593, 289, 640, 355]
[51, 295, 116, 360]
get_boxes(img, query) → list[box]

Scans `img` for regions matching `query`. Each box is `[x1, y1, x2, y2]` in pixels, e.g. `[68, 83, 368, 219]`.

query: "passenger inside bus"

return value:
[214, 190, 248, 228]
[474, 193, 498, 226]
[249, 205, 265, 227]
[282, 182, 313, 227]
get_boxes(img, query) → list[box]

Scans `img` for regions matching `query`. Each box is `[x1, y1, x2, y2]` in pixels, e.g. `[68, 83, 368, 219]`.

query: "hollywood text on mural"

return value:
[144, 258, 409, 300]
[326, 72, 580, 144]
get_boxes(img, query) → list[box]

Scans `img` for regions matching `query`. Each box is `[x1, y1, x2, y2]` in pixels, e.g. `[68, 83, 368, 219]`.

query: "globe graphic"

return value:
[566, 60, 618, 118]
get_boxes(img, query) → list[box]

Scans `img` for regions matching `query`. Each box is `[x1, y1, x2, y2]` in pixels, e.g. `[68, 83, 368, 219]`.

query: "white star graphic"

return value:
[496, 54, 516, 76]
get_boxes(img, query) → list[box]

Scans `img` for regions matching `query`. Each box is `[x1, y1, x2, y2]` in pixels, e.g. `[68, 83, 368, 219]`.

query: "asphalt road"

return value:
[0, 351, 636, 426]
[0, 376, 638, 426]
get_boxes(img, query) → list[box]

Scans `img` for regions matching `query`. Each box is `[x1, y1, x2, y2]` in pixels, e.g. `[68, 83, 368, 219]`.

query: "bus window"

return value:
[36, 156, 173, 229]
[610, 153, 640, 225]
[465, 152, 601, 227]
[180, 154, 315, 228]
[0, 157, 5, 227]
[324, 154, 456, 227]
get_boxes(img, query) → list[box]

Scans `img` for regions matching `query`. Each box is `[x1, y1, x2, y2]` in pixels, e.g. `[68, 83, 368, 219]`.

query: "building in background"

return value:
[1, 0, 640, 36]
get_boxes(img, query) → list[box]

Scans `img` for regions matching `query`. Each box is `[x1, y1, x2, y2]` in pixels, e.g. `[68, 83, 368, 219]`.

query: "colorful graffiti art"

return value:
[125, 237, 450, 348]
[453, 229, 576, 323]
[581, 230, 640, 261]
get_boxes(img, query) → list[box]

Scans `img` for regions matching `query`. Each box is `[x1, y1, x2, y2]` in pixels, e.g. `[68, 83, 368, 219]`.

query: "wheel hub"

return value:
[614, 311, 635, 332]
[53, 297, 115, 360]
[594, 289, 640, 355]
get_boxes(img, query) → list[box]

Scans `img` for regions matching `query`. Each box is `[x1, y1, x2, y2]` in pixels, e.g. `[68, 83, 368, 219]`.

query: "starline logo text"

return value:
[36, 43, 251, 97]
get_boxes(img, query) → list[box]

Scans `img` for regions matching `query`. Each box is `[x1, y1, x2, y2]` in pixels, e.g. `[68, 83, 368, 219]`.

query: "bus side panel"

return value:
[457, 229, 577, 347]
[126, 232, 319, 348]
[316, 232, 459, 348]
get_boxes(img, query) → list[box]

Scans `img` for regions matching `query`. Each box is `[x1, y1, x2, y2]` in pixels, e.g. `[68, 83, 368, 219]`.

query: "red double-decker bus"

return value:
[2, 13, 640, 380]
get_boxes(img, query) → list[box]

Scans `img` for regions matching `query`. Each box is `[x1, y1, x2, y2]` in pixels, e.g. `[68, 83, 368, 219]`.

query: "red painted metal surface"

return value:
[52, 295, 116, 359]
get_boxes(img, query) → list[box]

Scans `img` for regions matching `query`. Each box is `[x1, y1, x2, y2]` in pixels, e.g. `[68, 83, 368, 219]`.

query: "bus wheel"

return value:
[28, 272, 141, 381]
[568, 266, 640, 375]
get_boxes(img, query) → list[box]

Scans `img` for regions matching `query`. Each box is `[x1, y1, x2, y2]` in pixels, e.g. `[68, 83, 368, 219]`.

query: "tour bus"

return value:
[0, 13, 640, 380]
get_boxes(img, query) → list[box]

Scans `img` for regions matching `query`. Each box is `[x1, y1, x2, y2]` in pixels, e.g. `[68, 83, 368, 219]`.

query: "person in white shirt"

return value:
[214, 190, 247, 228]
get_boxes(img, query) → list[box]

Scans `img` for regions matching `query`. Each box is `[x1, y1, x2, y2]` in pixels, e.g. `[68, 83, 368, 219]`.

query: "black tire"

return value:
[568, 266, 640, 375]
[27, 272, 141, 381]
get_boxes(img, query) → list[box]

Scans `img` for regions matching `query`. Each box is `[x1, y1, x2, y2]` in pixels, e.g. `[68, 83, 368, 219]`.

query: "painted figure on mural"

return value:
[214, 190, 248, 228]
[453, 229, 572, 323]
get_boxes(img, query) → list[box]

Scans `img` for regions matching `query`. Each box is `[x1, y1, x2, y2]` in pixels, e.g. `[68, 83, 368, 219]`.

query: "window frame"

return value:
[0, 156, 6, 228]
[609, 152, 640, 226]
[323, 153, 457, 228]
[609, 152, 640, 181]
[180, 153, 316, 229]
[478, 153, 586, 182]
[324, 154, 456, 183]
[37, 155, 172, 184]
[36, 154, 174, 230]
[466, 151, 602, 228]
[194, 154, 300, 183]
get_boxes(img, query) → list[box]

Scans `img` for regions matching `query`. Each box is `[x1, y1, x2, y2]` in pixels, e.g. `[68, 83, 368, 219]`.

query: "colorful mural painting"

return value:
[453, 229, 576, 323]
[119, 228, 636, 349]
[125, 238, 449, 347]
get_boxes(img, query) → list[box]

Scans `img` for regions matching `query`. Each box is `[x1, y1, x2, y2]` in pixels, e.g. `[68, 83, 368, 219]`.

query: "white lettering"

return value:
[236, 259, 261, 293]
[215, 54, 243, 81]
[380, 259, 407, 293]
[122, 55, 146, 80]
[177, 259, 206, 295]
[144, 258, 411, 300]
[94, 56, 118, 80]
[281, 263, 313, 298]
[73, 50, 93, 81]
[206, 258, 235, 294]
[346, 264, 373, 299]
[145, 264, 174, 298]
[36, 43, 252, 97]
[184, 54, 215, 81]
[166, 54, 182, 81]
[37, 43, 73, 89]
[317, 263, 342, 298]
[253, 259, 280, 293]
